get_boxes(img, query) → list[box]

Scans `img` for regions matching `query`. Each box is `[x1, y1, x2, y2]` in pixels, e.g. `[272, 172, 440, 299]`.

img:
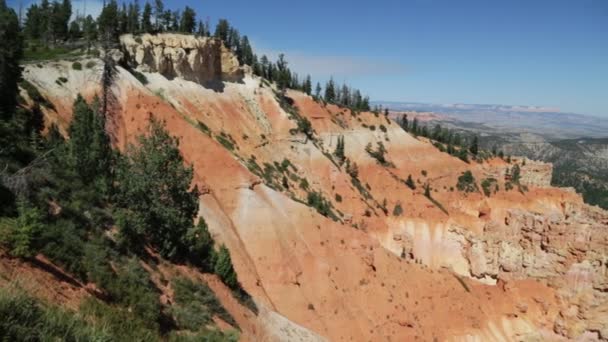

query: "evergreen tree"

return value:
[83, 15, 97, 50]
[98, 0, 120, 43]
[180, 6, 196, 33]
[153, 0, 164, 31]
[324, 77, 336, 103]
[214, 245, 238, 289]
[334, 135, 345, 164]
[400, 114, 409, 131]
[340, 84, 350, 107]
[411, 118, 419, 135]
[127, 0, 140, 34]
[0, 0, 23, 120]
[384, 108, 389, 116]
[24, 4, 43, 39]
[68, 19, 81, 40]
[196, 20, 208, 36]
[68, 95, 112, 187]
[276, 54, 290, 90]
[405, 175, 416, 190]
[303, 75, 312, 95]
[170, 10, 179, 31]
[115, 119, 199, 259]
[469, 135, 479, 156]
[424, 183, 431, 198]
[214, 18, 230, 43]
[141, 2, 153, 33]
[314, 82, 322, 100]
[237, 35, 254, 65]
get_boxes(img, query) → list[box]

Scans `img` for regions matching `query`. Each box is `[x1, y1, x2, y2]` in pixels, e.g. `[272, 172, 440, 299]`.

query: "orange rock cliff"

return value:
[19, 33, 608, 341]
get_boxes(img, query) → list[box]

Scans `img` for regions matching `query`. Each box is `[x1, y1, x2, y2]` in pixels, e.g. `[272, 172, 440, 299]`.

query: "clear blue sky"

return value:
[13, 0, 608, 117]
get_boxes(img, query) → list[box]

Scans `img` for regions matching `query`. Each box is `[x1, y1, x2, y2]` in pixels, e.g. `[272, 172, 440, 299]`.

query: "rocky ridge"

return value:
[16, 34, 608, 341]
[120, 33, 243, 83]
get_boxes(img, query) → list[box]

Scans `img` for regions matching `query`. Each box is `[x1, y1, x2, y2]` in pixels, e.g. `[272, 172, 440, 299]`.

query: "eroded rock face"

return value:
[458, 204, 608, 339]
[120, 33, 243, 83]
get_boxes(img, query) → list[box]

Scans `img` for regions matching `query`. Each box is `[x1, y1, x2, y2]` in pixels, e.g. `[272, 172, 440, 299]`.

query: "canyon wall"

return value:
[120, 33, 243, 83]
[19, 37, 608, 341]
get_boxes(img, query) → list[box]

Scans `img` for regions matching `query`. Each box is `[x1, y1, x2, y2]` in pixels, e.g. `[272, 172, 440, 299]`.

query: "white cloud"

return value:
[255, 46, 407, 80]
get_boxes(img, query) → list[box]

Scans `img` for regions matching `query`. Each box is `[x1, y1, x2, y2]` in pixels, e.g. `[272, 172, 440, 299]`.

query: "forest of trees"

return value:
[0, 1, 248, 338]
[397, 113, 505, 163]
[20, 0, 371, 112]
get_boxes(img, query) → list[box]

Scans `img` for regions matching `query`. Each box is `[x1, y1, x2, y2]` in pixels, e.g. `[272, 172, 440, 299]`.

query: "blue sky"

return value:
[12, 0, 608, 117]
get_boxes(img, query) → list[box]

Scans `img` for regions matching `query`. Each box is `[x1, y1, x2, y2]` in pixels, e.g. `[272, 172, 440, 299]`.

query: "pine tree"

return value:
[469, 135, 479, 156]
[324, 77, 336, 103]
[24, 4, 43, 39]
[180, 6, 196, 33]
[83, 15, 97, 50]
[153, 0, 164, 31]
[214, 245, 238, 289]
[68, 19, 80, 40]
[0, 0, 23, 119]
[127, 0, 140, 34]
[314, 82, 322, 100]
[334, 135, 345, 164]
[98, 0, 120, 43]
[424, 183, 431, 198]
[170, 10, 179, 31]
[68, 95, 112, 187]
[238, 35, 254, 65]
[405, 175, 416, 190]
[141, 2, 153, 33]
[214, 19, 230, 43]
[411, 118, 419, 135]
[276, 54, 290, 90]
[115, 119, 199, 259]
[400, 114, 409, 131]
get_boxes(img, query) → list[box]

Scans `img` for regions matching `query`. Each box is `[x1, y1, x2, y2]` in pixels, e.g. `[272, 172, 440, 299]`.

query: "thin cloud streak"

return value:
[255, 46, 407, 80]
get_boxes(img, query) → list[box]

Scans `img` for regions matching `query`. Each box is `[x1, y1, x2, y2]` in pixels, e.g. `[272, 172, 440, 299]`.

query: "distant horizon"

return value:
[372, 100, 607, 119]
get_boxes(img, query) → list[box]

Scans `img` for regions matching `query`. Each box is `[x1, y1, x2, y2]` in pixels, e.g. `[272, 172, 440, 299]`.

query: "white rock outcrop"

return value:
[120, 33, 243, 83]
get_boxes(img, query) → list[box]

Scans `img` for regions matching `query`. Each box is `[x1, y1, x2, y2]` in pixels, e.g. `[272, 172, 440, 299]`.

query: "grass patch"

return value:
[171, 277, 238, 330]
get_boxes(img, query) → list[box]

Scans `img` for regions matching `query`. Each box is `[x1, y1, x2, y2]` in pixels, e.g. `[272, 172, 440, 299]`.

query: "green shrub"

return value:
[405, 175, 416, 190]
[214, 245, 238, 289]
[115, 119, 199, 260]
[0, 287, 113, 341]
[171, 277, 237, 330]
[216, 132, 236, 151]
[365, 142, 394, 167]
[335, 193, 342, 202]
[129, 69, 149, 85]
[456, 171, 479, 193]
[19, 80, 55, 109]
[393, 203, 403, 216]
[0, 202, 44, 258]
[307, 191, 338, 221]
[85, 61, 96, 69]
[72, 62, 82, 70]
[379, 124, 387, 133]
[481, 178, 499, 196]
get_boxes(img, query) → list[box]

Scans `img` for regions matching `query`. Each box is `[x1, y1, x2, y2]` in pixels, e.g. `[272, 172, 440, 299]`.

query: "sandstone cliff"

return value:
[18, 38, 608, 341]
[120, 33, 243, 83]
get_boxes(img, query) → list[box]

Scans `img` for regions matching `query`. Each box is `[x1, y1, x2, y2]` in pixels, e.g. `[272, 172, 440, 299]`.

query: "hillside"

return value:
[387, 108, 608, 210]
[1, 32, 604, 341]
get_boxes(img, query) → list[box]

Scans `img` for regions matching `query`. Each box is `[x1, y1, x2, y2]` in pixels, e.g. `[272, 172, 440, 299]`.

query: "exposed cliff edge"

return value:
[17, 37, 608, 341]
[120, 33, 244, 83]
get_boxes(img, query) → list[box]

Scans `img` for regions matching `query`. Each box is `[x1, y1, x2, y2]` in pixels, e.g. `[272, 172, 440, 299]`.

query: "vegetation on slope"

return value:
[0, 4, 251, 338]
